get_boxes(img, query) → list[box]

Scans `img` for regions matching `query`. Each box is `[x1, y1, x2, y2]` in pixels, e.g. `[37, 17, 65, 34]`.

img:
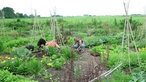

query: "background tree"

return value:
[2, 7, 16, 18]
[23, 14, 29, 18]
[16, 12, 24, 18]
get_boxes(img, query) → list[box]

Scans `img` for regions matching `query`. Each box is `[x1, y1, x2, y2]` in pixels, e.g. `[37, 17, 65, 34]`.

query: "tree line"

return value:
[0, 7, 40, 18]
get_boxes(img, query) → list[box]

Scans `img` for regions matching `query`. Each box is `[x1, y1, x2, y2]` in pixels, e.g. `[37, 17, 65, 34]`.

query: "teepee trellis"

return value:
[49, 9, 64, 45]
[122, 0, 141, 72]
[89, 1, 142, 82]
[31, 10, 43, 44]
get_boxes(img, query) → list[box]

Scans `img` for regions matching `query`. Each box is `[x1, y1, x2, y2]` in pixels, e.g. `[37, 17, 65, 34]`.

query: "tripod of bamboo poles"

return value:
[31, 10, 44, 45]
[49, 9, 64, 45]
[89, 1, 142, 82]
[122, 0, 141, 72]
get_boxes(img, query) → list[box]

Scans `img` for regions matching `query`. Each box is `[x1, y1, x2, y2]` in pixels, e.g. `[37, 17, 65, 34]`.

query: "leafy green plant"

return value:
[4, 38, 29, 48]
[52, 59, 63, 70]
[67, 37, 74, 45]
[0, 70, 37, 82]
[129, 71, 146, 82]
[47, 46, 57, 56]
[4, 57, 22, 73]
[12, 47, 32, 59]
[0, 41, 3, 53]
[16, 56, 44, 75]
[102, 70, 131, 82]
[61, 46, 78, 60]
[0, 56, 44, 75]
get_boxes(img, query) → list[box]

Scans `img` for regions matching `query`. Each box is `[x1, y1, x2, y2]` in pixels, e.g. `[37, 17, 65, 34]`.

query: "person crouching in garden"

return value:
[72, 37, 85, 52]
[46, 39, 60, 49]
[37, 38, 46, 50]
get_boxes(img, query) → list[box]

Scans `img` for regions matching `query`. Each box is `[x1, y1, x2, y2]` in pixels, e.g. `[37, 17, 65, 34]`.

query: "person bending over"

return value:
[46, 40, 60, 49]
[37, 38, 46, 50]
[72, 38, 85, 51]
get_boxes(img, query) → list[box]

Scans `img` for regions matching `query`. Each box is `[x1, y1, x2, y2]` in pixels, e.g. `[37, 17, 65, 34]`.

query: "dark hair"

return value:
[37, 38, 46, 48]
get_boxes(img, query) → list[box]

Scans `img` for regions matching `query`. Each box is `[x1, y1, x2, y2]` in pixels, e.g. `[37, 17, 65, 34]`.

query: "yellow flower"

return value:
[104, 52, 107, 55]
[2, 60, 6, 64]
[11, 58, 15, 60]
[138, 48, 141, 51]
[100, 52, 102, 54]
[7, 57, 10, 59]
[42, 55, 45, 58]
[142, 48, 145, 51]
[5, 56, 9, 59]
[49, 59, 52, 62]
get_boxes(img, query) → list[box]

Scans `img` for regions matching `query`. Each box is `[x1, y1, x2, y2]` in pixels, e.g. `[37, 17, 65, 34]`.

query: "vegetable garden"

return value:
[0, 15, 146, 82]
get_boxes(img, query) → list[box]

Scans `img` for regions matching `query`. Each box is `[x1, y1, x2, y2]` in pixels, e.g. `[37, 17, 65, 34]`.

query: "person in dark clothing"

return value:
[37, 38, 46, 50]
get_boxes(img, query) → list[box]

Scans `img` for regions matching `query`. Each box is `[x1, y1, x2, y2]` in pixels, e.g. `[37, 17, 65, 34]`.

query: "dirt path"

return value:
[74, 48, 101, 71]
[35, 48, 107, 82]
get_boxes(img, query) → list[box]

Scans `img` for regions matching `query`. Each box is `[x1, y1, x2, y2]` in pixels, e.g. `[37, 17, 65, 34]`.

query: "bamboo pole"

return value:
[123, 1, 132, 72]
[89, 63, 122, 82]
[1, 10, 5, 35]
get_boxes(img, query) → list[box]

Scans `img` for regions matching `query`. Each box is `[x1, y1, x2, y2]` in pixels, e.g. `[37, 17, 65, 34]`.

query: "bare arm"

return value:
[55, 43, 60, 48]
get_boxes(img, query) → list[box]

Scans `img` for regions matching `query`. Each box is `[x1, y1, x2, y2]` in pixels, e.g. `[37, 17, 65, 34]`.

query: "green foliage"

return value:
[119, 16, 142, 30]
[47, 46, 57, 56]
[0, 41, 3, 53]
[60, 46, 71, 59]
[1, 56, 44, 75]
[2, 7, 16, 18]
[19, 56, 43, 75]
[12, 47, 32, 59]
[4, 38, 29, 48]
[52, 58, 64, 70]
[102, 70, 131, 82]
[114, 18, 118, 26]
[129, 71, 146, 82]
[83, 36, 100, 47]
[0, 70, 38, 82]
[67, 37, 74, 45]
[139, 50, 146, 71]
[0, 15, 145, 81]
[106, 45, 146, 71]
[61, 46, 78, 60]
[3, 57, 22, 73]
[91, 45, 106, 52]
[6, 20, 31, 30]
[136, 39, 146, 48]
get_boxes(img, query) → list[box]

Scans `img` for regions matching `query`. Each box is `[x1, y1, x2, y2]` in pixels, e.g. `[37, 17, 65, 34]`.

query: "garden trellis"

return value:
[50, 9, 64, 45]
[89, 0, 141, 81]
[31, 10, 46, 44]
[122, 0, 141, 71]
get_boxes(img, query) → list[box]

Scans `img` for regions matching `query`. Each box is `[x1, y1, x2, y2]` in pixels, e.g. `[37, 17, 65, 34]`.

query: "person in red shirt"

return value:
[46, 40, 60, 49]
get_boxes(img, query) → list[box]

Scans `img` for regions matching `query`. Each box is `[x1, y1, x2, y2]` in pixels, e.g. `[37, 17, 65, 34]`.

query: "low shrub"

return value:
[0, 70, 37, 82]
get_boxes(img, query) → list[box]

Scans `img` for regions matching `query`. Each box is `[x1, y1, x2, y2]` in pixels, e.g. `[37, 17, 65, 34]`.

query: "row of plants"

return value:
[0, 70, 37, 82]
[42, 46, 78, 70]
[90, 44, 146, 82]
[0, 45, 78, 81]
